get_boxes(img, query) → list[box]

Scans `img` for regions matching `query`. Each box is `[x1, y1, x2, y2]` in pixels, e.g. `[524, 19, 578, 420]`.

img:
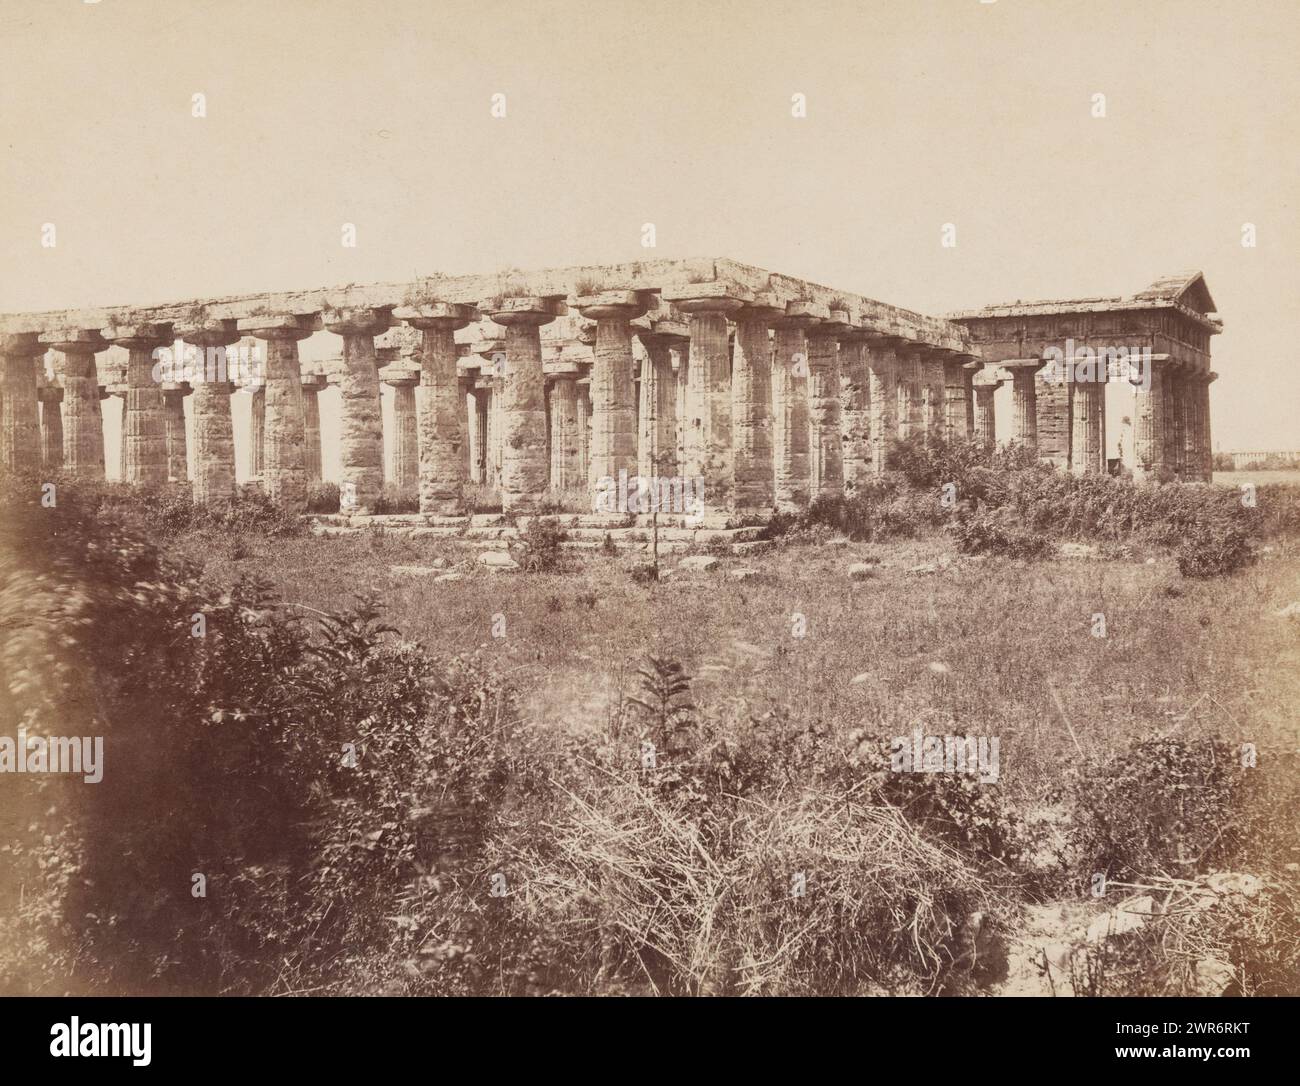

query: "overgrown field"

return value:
[2, 446, 1299, 997]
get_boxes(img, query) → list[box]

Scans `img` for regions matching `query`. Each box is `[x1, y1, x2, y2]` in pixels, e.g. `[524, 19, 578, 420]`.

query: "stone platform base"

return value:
[304, 512, 773, 556]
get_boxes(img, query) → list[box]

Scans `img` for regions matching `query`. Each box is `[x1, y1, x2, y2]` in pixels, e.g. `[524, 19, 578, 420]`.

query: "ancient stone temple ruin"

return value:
[0, 260, 1221, 528]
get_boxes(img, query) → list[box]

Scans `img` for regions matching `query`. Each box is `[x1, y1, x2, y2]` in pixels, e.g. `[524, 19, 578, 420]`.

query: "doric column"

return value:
[300, 374, 327, 483]
[322, 307, 392, 514]
[42, 328, 107, 478]
[575, 291, 649, 500]
[104, 322, 172, 485]
[1200, 372, 1217, 482]
[662, 282, 749, 518]
[807, 310, 849, 501]
[161, 382, 191, 482]
[483, 295, 565, 514]
[395, 302, 476, 513]
[865, 340, 898, 475]
[38, 383, 64, 470]
[730, 297, 781, 512]
[672, 346, 688, 476]
[1008, 363, 1040, 451]
[548, 372, 581, 490]
[838, 330, 872, 487]
[769, 300, 825, 512]
[248, 387, 265, 480]
[1180, 367, 1199, 480]
[895, 345, 925, 440]
[175, 318, 240, 504]
[1, 334, 47, 476]
[576, 380, 591, 485]
[1133, 360, 1166, 482]
[918, 349, 947, 444]
[108, 388, 127, 480]
[1069, 364, 1105, 475]
[942, 356, 971, 442]
[241, 314, 317, 513]
[638, 325, 686, 481]
[385, 372, 420, 492]
[972, 369, 1003, 453]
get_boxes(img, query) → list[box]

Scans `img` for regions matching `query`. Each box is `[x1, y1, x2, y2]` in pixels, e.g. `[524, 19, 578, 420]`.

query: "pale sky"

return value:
[2, 0, 1297, 456]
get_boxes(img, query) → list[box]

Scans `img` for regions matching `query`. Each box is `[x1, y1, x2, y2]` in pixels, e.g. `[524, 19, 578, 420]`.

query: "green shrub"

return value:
[307, 481, 340, 513]
[518, 517, 569, 573]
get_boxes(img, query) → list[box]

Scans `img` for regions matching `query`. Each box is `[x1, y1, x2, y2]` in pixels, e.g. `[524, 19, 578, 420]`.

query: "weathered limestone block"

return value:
[241, 314, 316, 513]
[161, 382, 191, 482]
[866, 342, 898, 475]
[807, 311, 849, 500]
[323, 307, 392, 514]
[484, 296, 565, 514]
[42, 328, 107, 478]
[396, 302, 476, 514]
[662, 282, 750, 517]
[549, 373, 581, 491]
[176, 317, 241, 504]
[770, 300, 826, 512]
[730, 298, 781, 512]
[576, 291, 649, 500]
[1180, 368, 1199, 479]
[38, 384, 64, 470]
[104, 322, 172, 485]
[300, 374, 327, 482]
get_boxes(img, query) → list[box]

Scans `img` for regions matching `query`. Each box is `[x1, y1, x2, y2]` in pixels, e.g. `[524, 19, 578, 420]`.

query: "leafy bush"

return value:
[517, 517, 569, 573]
[307, 481, 340, 513]
[950, 505, 1053, 559]
[1176, 507, 1255, 577]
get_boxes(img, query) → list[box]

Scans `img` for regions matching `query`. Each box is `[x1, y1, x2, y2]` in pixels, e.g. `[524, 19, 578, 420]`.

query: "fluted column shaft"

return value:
[582, 310, 640, 492]
[973, 385, 998, 452]
[772, 322, 813, 512]
[0, 337, 43, 475]
[1070, 376, 1105, 474]
[243, 316, 314, 513]
[161, 384, 189, 482]
[838, 337, 871, 486]
[806, 329, 844, 500]
[549, 375, 580, 490]
[300, 376, 326, 483]
[1134, 364, 1166, 481]
[731, 311, 778, 512]
[866, 345, 897, 476]
[177, 321, 240, 504]
[389, 378, 419, 491]
[1011, 367, 1039, 450]
[942, 359, 971, 442]
[638, 337, 679, 480]
[39, 385, 64, 470]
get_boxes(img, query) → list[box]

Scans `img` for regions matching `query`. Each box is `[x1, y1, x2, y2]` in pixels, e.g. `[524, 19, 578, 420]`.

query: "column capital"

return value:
[660, 280, 749, 315]
[811, 309, 853, 338]
[161, 381, 193, 396]
[1, 331, 44, 356]
[300, 373, 329, 392]
[383, 372, 420, 389]
[972, 368, 1005, 390]
[573, 290, 652, 321]
[321, 307, 394, 337]
[238, 313, 320, 340]
[174, 316, 241, 347]
[772, 299, 829, 330]
[37, 384, 64, 404]
[40, 327, 107, 353]
[484, 295, 567, 326]
[102, 321, 173, 349]
[394, 301, 479, 329]
[734, 292, 785, 326]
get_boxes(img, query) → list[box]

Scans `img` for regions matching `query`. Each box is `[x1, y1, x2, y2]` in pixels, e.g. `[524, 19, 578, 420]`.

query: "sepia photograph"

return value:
[1, 0, 1297, 1068]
